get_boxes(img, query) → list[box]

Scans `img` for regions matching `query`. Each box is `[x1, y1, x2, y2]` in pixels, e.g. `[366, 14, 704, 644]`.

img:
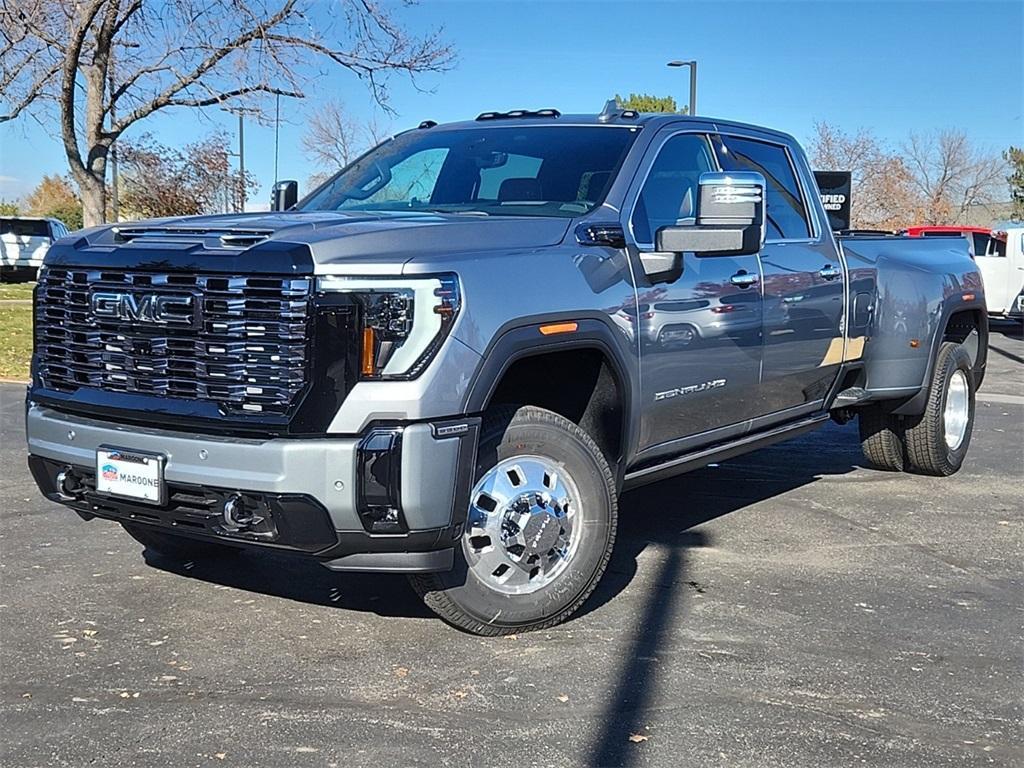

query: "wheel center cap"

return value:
[521, 509, 561, 555]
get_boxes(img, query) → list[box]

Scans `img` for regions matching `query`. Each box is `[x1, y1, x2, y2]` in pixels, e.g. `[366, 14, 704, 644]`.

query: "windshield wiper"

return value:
[417, 208, 490, 217]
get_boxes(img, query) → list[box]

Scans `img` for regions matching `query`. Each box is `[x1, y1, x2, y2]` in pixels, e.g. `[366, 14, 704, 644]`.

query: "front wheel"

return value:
[410, 406, 618, 635]
[903, 342, 976, 476]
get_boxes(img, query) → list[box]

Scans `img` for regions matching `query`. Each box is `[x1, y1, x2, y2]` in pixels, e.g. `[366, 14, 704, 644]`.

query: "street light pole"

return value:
[274, 93, 280, 185]
[108, 63, 119, 222]
[237, 112, 245, 213]
[667, 59, 698, 116]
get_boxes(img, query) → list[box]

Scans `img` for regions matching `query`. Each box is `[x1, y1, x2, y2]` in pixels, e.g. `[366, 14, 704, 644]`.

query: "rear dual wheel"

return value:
[902, 342, 975, 476]
[410, 406, 618, 635]
[858, 342, 975, 476]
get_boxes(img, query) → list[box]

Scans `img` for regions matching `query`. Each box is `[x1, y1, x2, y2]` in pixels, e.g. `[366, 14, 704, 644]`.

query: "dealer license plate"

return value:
[95, 447, 166, 505]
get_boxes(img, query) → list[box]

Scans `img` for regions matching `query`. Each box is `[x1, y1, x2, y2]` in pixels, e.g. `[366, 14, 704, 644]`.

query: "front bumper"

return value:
[26, 403, 479, 572]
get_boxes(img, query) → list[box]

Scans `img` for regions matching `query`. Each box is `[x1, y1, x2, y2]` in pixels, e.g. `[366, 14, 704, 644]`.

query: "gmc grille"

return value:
[34, 268, 311, 416]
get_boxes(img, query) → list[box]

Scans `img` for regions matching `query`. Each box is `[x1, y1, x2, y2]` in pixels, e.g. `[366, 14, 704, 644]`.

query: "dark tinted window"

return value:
[299, 126, 637, 218]
[715, 136, 811, 239]
[631, 133, 715, 245]
[0, 218, 49, 237]
[971, 232, 990, 256]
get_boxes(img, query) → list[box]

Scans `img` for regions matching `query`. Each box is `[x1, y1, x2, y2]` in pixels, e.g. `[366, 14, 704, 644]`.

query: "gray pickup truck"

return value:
[27, 107, 988, 634]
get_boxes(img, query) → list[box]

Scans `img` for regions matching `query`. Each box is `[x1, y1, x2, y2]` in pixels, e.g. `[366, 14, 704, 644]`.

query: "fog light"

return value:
[357, 428, 404, 533]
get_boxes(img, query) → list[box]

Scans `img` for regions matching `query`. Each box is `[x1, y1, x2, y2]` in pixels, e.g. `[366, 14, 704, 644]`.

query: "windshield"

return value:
[0, 218, 49, 237]
[298, 125, 638, 218]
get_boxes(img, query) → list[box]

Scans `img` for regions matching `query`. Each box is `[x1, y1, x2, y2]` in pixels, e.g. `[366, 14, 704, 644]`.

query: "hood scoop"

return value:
[112, 225, 273, 250]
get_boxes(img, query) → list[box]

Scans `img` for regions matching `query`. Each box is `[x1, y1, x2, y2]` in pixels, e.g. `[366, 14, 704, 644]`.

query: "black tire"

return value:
[858, 403, 905, 471]
[121, 523, 239, 561]
[410, 405, 618, 635]
[903, 342, 975, 476]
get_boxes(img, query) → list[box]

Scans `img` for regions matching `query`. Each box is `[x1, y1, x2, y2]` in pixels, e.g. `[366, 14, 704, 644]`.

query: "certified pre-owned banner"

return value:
[814, 171, 852, 231]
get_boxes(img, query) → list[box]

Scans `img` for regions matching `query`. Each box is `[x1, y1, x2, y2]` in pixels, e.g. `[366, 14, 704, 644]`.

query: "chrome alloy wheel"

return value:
[943, 369, 970, 451]
[464, 456, 581, 595]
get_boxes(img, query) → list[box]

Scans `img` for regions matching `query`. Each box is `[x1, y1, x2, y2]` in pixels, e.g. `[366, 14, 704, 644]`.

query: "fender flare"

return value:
[891, 297, 988, 416]
[462, 313, 639, 460]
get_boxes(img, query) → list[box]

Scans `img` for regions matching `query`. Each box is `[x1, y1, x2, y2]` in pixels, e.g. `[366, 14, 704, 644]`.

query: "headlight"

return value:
[316, 274, 460, 379]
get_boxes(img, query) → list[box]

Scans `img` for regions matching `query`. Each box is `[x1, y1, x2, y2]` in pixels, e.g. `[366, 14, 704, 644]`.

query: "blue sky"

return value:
[1, 0, 1021, 206]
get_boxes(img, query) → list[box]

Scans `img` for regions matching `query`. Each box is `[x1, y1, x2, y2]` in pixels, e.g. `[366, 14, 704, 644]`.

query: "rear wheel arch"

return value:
[892, 301, 986, 416]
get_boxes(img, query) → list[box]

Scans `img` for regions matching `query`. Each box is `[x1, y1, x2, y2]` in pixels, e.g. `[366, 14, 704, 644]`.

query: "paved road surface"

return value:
[1, 324, 1021, 767]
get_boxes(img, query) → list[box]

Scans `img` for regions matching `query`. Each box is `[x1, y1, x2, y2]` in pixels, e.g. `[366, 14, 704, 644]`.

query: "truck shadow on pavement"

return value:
[140, 422, 867, 625]
[583, 421, 869, 766]
[139, 422, 868, 766]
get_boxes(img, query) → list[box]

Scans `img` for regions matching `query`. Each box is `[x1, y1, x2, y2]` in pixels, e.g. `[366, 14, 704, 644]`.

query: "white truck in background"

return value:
[978, 227, 1024, 320]
[0, 217, 70, 283]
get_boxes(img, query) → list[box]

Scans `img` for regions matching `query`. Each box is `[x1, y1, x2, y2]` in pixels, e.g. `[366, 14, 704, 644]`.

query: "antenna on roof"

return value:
[598, 98, 638, 122]
[598, 99, 620, 122]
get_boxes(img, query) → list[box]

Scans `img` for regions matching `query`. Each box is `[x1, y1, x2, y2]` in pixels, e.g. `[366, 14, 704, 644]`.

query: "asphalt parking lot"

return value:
[1, 323, 1021, 768]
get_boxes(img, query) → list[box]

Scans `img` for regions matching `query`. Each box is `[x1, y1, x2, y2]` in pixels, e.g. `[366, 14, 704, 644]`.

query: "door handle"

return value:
[730, 270, 758, 288]
[819, 264, 842, 281]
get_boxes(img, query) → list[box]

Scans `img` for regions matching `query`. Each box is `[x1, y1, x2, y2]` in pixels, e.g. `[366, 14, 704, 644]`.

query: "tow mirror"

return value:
[272, 180, 298, 211]
[654, 171, 766, 258]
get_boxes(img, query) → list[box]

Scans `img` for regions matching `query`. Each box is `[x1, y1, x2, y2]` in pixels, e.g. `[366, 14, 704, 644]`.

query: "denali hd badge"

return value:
[655, 378, 727, 401]
[90, 291, 197, 327]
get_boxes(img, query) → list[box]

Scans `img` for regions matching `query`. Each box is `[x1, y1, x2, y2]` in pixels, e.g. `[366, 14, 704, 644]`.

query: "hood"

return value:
[44, 210, 573, 275]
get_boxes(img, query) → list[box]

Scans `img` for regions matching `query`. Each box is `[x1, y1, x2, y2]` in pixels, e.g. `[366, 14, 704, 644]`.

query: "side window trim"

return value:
[714, 132, 822, 244]
[625, 129, 719, 249]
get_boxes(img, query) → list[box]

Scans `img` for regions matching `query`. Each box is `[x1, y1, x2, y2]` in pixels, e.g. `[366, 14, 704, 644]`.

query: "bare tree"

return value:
[0, 0, 453, 227]
[807, 121, 917, 230]
[119, 132, 258, 219]
[902, 130, 1007, 225]
[301, 99, 388, 186]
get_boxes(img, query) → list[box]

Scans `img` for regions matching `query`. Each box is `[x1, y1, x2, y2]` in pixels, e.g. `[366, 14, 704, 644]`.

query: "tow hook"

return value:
[222, 494, 262, 531]
[55, 467, 84, 500]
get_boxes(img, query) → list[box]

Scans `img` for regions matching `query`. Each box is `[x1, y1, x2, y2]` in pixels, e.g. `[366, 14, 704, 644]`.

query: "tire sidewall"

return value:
[934, 344, 975, 472]
[434, 412, 616, 628]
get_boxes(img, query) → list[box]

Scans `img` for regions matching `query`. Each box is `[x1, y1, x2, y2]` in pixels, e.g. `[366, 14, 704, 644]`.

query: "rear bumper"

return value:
[26, 403, 479, 572]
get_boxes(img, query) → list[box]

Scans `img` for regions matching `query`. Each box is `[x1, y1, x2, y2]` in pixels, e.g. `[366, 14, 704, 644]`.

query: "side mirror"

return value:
[655, 171, 766, 258]
[272, 180, 298, 211]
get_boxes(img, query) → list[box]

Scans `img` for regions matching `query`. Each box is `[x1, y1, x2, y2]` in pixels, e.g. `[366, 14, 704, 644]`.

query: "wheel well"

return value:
[943, 309, 983, 367]
[486, 348, 625, 468]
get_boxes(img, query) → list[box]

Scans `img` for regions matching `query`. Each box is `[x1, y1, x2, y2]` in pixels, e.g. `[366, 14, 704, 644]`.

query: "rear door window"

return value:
[714, 136, 812, 240]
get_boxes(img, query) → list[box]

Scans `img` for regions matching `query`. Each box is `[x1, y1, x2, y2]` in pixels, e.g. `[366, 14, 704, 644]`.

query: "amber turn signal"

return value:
[361, 327, 376, 376]
[539, 321, 579, 336]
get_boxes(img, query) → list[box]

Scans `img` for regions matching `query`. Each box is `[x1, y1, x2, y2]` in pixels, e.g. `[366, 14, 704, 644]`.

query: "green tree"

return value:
[1006, 146, 1024, 221]
[614, 93, 685, 114]
[43, 203, 84, 231]
[0, 200, 19, 216]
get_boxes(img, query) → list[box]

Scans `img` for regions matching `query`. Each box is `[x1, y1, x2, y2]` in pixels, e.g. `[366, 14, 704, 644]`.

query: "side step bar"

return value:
[622, 414, 829, 490]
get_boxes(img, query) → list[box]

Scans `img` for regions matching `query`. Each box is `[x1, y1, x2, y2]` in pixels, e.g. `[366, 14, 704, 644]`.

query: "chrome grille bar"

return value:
[35, 268, 311, 415]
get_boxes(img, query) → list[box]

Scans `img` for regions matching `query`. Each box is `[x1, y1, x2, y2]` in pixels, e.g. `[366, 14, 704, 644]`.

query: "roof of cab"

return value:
[416, 111, 801, 146]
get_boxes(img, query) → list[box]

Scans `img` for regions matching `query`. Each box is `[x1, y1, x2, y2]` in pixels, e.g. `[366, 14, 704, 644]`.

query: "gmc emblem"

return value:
[90, 291, 197, 327]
